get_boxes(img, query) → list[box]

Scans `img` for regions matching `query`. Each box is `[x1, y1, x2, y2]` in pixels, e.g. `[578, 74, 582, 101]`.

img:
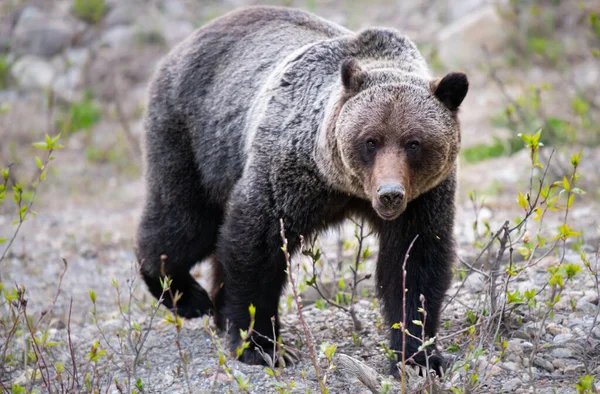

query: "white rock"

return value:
[546, 323, 571, 336]
[65, 48, 91, 69]
[53, 67, 84, 102]
[104, 3, 138, 27]
[11, 7, 74, 57]
[437, 6, 507, 68]
[564, 363, 586, 374]
[552, 358, 565, 369]
[163, 1, 188, 19]
[465, 272, 486, 292]
[592, 325, 600, 339]
[550, 347, 574, 359]
[502, 361, 520, 371]
[533, 357, 554, 372]
[100, 25, 138, 52]
[162, 20, 195, 47]
[501, 377, 521, 392]
[573, 59, 600, 90]
[507, 338, 532, 356]
[445, 0, 489, 22]
[553, 333, 574, 344]
[11, 56, 56, 89]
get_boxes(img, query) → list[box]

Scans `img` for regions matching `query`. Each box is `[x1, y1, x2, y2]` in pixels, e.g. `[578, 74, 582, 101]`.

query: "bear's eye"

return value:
[365, 139, 377, 152]
[406, 141, 420, 151]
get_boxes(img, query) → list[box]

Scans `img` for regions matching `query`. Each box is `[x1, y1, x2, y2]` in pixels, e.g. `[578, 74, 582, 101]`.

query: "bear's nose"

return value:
[377, 184, 405, 207]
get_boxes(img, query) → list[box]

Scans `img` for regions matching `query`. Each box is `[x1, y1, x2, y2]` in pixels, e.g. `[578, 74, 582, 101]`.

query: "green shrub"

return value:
[0, 55, 12, 90]
[73, 0, 107, 24]
[56, 91, 102, 134]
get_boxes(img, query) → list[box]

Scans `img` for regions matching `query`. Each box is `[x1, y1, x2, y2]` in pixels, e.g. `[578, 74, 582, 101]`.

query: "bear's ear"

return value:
[431, 72, 469, 112]
[341, 58, 366, 93]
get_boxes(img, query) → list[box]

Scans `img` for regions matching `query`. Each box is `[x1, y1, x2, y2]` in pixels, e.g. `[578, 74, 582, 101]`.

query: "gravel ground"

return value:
[2, 0, 600, 393]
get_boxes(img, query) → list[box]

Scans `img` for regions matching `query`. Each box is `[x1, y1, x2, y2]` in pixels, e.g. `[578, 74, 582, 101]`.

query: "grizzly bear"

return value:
[135, 5, 468, 376]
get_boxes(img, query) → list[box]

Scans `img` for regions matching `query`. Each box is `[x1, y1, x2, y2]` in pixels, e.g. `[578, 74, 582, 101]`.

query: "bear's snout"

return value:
[377, 184, 405, 207]
[374, 183, 406, 220]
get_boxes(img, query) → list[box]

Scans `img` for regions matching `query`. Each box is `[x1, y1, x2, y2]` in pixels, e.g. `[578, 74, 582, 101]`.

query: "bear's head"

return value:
[333, 58, 468, 220]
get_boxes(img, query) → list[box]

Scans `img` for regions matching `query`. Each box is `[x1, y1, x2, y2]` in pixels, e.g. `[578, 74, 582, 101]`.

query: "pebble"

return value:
[592, 325, 600, 339]
[501, 377, 521, 392]
[11, 56, 56, 89]
[546, 323, 570, 336]
[550, 347, 574, 359]
[11, 7, 74, 57]
[513, 330, 532, 341]
[507, 338, 532, 356]
[564, 364, 586, 374]
[553, 333, 574, 344]
[502, 361, 520, 371]
[533, 357, 554, 372]
[552, 359, 565, 369]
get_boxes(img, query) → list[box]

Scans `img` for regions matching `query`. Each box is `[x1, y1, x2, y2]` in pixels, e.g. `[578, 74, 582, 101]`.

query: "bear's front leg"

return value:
[375, 175, 456, 377]
[215, 178, 300, 367]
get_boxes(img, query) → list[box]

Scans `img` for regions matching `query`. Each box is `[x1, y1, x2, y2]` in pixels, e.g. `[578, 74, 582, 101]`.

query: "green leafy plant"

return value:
[56, 91, 102, 134]
[72, 0, 107, 24]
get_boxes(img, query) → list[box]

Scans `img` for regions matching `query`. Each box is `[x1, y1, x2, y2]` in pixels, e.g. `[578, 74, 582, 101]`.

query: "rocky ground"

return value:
[1, 0, 599, 393]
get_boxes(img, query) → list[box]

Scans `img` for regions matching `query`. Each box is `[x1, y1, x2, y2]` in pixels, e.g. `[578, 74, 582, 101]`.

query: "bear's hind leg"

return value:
[136, 101, 224, 318]
[136, 193, 224, 318]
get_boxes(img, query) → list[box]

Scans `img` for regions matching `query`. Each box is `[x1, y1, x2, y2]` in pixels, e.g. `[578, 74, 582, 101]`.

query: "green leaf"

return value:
[34, 156, 43, 170]
[572, 97, 590, 116]
[517, 191, 528, 210]
[562, 176, 570, 192]
[32, 142, 48, 150]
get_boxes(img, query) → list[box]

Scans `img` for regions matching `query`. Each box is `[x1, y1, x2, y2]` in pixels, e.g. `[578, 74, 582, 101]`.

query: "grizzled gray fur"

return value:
[136, 5, 468, 375]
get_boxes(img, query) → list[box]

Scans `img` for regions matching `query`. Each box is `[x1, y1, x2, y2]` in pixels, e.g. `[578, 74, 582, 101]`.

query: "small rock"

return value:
[507, 338, 532, 356]
[567, 314, 585, 326]
[546, 323, 570, 336]
[573, 59, 600, 90]
[577, 294, 599, 310]
[162, 1, 188, 19]
[513, 330, 532, 341]
[550, 347, 574, 359]
[104, 3, 138, 27]
[552, 359, 565, 369]
[11, 7, 74, 57]
[101, 319, 122, 331]
[161, 20, 195, 47]
[100, 25, 138, 52]
[553, 333, 574, 344]
[464, 272, 486, 292]
[437, 6, 507, 67]
[533, 357, 554, 372]
[572, 326, 587, 338]
[49, 318, 66, 330]
[592, 325, 600, 339]
[502, 361, 520, 371]
[53, 67, 84, 102]
[523, 322, 545, 339]
[564, 363, 586, 374]
[501, 377, 521, 392]
[490, 364, 504, 376]
[11, 56, 56, 89]
[505, 352, 522, 363]
[65, 48, 91, 69]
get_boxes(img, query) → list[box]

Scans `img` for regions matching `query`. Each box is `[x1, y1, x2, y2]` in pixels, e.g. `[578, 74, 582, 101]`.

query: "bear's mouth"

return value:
[375, 208, 402, 221]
